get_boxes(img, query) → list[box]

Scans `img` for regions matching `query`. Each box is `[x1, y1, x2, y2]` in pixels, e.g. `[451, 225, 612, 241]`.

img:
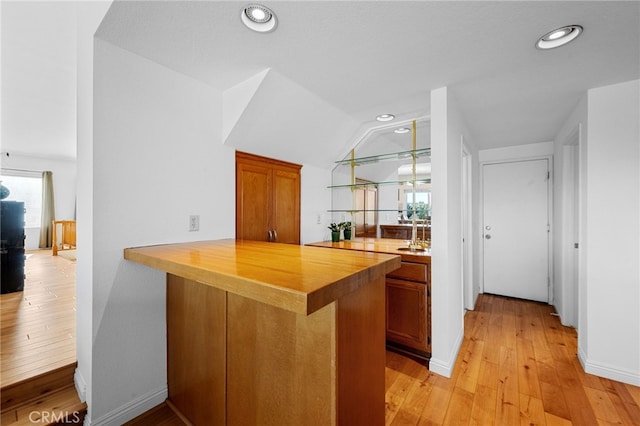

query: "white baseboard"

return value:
[87, 385, 167, 426]
[578, 345, 639, 386]
[583, 360, 640, 386]
[428, 326, 464, 378]
[74, 369, 87, 402]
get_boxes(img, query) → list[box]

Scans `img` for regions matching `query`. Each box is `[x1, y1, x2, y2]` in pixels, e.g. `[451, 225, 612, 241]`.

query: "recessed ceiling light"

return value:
[376, 114, 395, 122]
[394, 127, 410, 134]
[241, 4, 277, 33]
[536, 25, 583, 50]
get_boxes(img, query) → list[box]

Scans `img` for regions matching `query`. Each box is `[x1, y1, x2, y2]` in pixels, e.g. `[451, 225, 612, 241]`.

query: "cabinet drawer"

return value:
[386, 261, 428, 283]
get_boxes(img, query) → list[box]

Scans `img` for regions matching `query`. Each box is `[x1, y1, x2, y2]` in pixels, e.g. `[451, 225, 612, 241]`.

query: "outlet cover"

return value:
[189, 215, 200, 232]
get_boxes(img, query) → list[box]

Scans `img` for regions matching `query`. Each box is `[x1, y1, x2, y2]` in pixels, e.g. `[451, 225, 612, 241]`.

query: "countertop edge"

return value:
[124, 242, 400, 316]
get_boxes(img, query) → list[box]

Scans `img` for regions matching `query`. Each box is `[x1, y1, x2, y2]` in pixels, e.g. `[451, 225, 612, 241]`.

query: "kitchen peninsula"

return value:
[124, 239, 400, 425]
[307, 238, 432, 362]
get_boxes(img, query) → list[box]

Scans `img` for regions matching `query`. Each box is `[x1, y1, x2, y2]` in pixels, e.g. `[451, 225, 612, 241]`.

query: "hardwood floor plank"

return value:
[600, 379, 640, 426]
[544, 411, 574, 426]
[469, 384, 497, 425]
[455, 338, 484, 394]
[518, 393, 546, 426]
[495, 346, 520, 425]
[388, 362, 432, 426]
[416, 385, 451, 425]
[584, 387, 624, 424]
[476, 359, 499, 390]
[442, 386, 473, 425]
[516, 336, 542, 399]
[385, 354, 426, 424]
[540, 380, 572, 421]
[0, 251, 77, 389]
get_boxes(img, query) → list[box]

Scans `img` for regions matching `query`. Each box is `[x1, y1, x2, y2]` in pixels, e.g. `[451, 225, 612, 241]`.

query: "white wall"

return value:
[429, 87, 466, 377]
[478, 141, 554, 163]
[582, 79, 639, 386]
[0, 152, 76, 249]
[75, 1, 113, 416]
[89, 38, 234, 423]
[300, 163, 332, 244]
[87, 35, 336, 423]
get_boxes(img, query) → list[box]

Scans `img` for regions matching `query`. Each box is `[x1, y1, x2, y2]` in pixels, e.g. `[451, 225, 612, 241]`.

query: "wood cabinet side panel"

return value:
[337, 275, 386, 425]
[226, 294, 336, 425]
[167, 275, 226, 425]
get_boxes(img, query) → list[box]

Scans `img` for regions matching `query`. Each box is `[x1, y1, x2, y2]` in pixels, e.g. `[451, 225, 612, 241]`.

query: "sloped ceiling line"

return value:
[222, 68, 361, 168]
[222, 68, 270, 143]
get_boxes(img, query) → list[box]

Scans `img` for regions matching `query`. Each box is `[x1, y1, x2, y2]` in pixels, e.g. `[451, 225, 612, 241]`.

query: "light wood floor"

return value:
[131, 293, 640, 425]
[8, 253, 639, 425]
[0, 250, 77, 388]
[385, 294, 640, 425]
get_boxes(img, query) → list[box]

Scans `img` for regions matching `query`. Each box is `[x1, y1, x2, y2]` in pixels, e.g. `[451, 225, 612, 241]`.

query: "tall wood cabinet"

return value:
[236, 151, 301, 245]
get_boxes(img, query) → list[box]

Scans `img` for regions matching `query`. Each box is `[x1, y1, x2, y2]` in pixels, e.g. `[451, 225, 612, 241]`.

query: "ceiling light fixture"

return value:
[241, 4, 277, 33]
[394, 127, 410, 134]
[376, 114, 395, 122]
[536, 25, 583, 50]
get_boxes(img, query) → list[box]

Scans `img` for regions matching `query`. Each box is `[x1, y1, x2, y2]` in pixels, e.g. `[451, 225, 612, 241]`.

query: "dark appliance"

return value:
[1, 201, 26, 293]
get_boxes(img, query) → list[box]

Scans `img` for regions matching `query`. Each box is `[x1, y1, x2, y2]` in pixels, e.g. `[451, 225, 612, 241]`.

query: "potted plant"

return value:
[328, 223, 341, 242]
[340, 221, 352, 240]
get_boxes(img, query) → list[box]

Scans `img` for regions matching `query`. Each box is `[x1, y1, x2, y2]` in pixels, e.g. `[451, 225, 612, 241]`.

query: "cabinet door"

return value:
[236, 152, 301, 244]
[236, 160, 272, 242]
[385, 277, 427, 351]
[272, 167, 300, 244]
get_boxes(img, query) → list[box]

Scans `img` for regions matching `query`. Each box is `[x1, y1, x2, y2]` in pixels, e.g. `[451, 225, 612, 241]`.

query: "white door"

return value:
[482, 159, 550, 302]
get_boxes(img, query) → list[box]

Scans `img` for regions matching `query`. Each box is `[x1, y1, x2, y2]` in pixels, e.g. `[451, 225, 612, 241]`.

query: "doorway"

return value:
[482, 158, 551, 302]
[354, 178, 378, 238]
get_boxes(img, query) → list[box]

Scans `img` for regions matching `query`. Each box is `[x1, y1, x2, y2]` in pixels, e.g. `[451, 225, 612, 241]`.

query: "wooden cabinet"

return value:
[236, 151, 301, 244]
[380, 224, 430, 240]
[385, 260, 431, 359]
[306, 239, 432, 363]
[125, 240, 399, 425]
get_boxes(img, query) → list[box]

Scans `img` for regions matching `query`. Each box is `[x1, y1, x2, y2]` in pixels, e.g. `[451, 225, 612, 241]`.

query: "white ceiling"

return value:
[2, 1, 639, 165]
[1, 1, 78, 160]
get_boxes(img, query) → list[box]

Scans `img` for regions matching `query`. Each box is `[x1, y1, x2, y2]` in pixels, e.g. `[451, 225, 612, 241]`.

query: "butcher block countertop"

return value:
[307, 238, 431, 264]
[124, 239, 400, 315]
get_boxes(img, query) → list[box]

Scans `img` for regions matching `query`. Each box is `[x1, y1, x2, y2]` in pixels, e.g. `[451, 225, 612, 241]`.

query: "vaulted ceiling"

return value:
[3, 1, 639, 167]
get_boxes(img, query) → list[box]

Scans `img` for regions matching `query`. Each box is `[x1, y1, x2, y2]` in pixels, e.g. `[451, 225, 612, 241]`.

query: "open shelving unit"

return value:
[330, 119, 431, 242]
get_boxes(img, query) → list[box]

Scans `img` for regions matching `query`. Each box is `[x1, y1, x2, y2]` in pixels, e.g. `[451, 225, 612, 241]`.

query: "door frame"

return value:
[559, 124, 581, 327]
[461, 140, 474, 311]
[479, 154, 554, 303]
